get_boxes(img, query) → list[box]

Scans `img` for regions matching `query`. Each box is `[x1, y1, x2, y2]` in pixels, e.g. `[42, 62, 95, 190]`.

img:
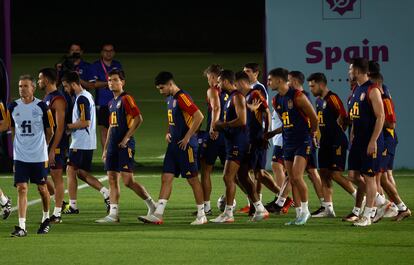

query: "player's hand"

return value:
[247, 99, 262, 112]
[165, 133, 171, 143]
[209, 129, 219, 140]
[178, 136, 190, 150]
[118, 138, 129, 148]
[312, 136, 320, 149]
[48, 150, 56, 167]
[102, 150, 107, 161]
[213, 121, 225, 131]
[262, 138, 270, 149]
[367, 140, 377, 156]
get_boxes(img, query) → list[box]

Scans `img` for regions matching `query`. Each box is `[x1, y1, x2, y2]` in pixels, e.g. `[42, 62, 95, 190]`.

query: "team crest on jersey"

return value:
[173, 99, 177, 108]
[46, 100, 50, 106]
[288, 99, 293, 109]
[323, 101, 327, 109]
[116, 100, 122, 109]
[360, 92, 366, 101]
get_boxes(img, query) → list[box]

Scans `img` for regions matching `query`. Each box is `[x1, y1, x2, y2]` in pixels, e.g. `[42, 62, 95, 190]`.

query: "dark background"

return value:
[11, 0, 265, 53]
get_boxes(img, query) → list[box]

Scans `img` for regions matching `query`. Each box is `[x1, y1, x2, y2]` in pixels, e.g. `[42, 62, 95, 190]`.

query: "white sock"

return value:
[144, 197, 155, 210]
[363, 207, 373, 219]
[0, 193, 7, 205]
[204, 201, 211, 212]
[397, 202, 407, 211]
[352, 207, 360, 216]
[42, 211, 50, 223]
[100, 187, 110, 198]
[301, 201, 309, 215]
[253, 201, 265, 212]
[295, 207, 301, 218]
[375, 192, 386, 206]
[196, 204, 205, 217]
[19, 218, 26, 230]
[351, 191, 357, 199]
[246, 197, 251, 206]
[53, 207, 62, 217]
[224, 204, 234, 217]
[325, 202, 334, 213]
[259, 193, 263, 201]
[371, 207, 377, 218]
[276, 196, 286, 207]
[109, 204, 118, 217]
[69, 199, 78, 210]
[154, 199, 168, 216]
[319, 197, 324, 206]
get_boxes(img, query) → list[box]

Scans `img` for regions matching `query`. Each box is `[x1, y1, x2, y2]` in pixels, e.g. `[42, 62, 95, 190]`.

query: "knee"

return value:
[17, 184, 28, 194]
[37, 185, 48, 194]
[123, 179, 134, 188]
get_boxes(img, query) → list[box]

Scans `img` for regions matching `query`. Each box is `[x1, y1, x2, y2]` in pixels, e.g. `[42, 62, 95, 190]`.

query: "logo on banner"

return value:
[323, 0, 361, 19]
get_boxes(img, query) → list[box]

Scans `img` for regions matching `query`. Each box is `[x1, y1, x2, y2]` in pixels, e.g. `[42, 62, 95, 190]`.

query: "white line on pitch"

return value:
[10, 176, 108, 212]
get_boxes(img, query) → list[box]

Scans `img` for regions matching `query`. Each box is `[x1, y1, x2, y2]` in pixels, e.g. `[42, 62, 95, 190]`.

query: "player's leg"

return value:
[290, 155, 310, 225]
[49, 167, 64, 223]
[187, 174, 208, 225]
[37, 183, 51, 234]
[95, 171, 120, 223]
[307, 167, 325, 215]
[0, 187, 12, 220]
[65, 164, 79, 214]
[12, 182, 28, 236]
[210, 160, 239, 223]
[200, 159, 214, 214]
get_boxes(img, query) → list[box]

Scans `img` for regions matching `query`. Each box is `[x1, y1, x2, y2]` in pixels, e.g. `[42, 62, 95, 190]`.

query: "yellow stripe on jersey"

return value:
[79, 104, 85, 121]
[125, 95, 137, 109]
[47, 109, 55, 133]
[188, 147, 194, 163]
[180, 94, 192, 107]
[330, 95, 340, 111]
[0, 102, 6, 121]
[126, 114, 134, 128]
[386, 128, 395, 138]
[182, 111, 193, 128]
[384, 100, 393, 115]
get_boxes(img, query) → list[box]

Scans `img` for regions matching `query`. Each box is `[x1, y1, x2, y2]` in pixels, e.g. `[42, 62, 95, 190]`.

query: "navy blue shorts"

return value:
[97, 105, 110, 128]
[224, 135, 249, 164]
[380, 135, 397, 171]
[318, 143, 347, 171]
[348, 143, 382, 176]
[68, 149, 93, 172]
[163, 143, 198, 178]
[50, 150, 67, 170]
[283, 140, 312, 162]
[248, 144, 267, 170]
[272, 145, 284, 164]
[105, 147, 135, 172]
[14, 160, 48, 186]
[306, 146, 318, 170]
[199, 133, 226, 166]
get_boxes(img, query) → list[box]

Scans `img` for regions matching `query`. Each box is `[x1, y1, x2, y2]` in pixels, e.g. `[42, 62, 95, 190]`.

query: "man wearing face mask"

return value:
[56, 43, 91, 88]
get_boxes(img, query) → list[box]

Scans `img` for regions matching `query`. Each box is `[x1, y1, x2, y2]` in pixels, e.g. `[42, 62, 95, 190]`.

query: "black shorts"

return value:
[283, 139, 312, 162]
[318, 143, 347, 171]
[14, 160, 48, 186]
[163, 143, 198, 178]
[306, 146, 318, 170]
[68, 149, 94, 172]
[97, 105, 110, 128]
[248, 144, 267, 171]
[199, 133, 226, 166]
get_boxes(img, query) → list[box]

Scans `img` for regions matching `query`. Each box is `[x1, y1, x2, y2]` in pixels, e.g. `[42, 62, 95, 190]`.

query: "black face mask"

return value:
[71, 52, 81, 59]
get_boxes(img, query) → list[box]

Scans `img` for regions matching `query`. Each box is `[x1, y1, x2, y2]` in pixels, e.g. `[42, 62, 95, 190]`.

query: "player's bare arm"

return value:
[368, 87, 385, 156]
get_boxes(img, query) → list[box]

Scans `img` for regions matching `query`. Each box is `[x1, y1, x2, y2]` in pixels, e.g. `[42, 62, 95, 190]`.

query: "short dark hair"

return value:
[289, 71, 305, 85]
[155, 71, 174, 85]
[307, 72, 327, 85]
[369, 72, 383, 84]
[351, 58, 369, 74]
[61, 71, 80, 85]
[219, 70, 235, 84]
[108, 69, 125, 80]
[268, 68, 289, 82]
[39, 68, 57, 84]
[368, 60, 381, 75]
[203, 64, 223, 77]
[235, 71, 250, 81]
[19, 74, 36, 87]
[244, 63, 260, 73]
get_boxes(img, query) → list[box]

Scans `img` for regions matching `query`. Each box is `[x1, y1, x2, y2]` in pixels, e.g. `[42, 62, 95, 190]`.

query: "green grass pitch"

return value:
[1, 53, 413, 264]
